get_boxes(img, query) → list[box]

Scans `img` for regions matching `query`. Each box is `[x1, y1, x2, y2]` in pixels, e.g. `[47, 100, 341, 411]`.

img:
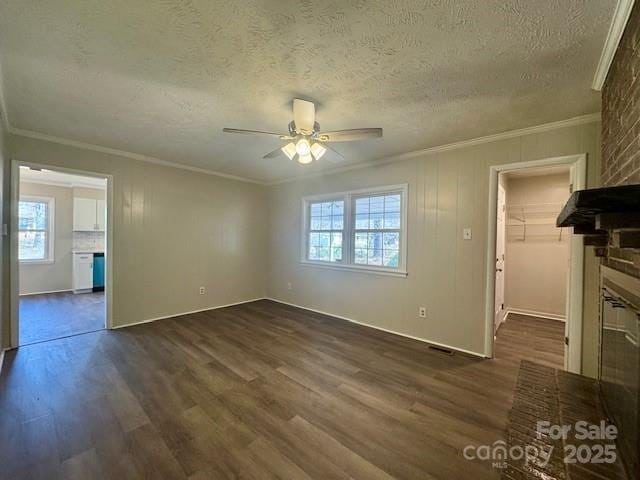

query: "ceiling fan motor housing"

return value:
[289, 120, 320, 137]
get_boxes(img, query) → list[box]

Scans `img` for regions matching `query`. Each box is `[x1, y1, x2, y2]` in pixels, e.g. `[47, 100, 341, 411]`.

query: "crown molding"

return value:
[266, 112, 602, 186]
[8, 127, 266, 185]
[592, 0, 635, 91]
[10, 114, 600, 188]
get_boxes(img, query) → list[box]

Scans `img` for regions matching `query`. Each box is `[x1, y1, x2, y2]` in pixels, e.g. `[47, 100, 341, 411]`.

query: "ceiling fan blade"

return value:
[223, 128, 291, 139]
[293, 99, 315, 133]
[263, 147, 284, 159]
[324, 145, 346, 164]
[318, 128, 382, 142]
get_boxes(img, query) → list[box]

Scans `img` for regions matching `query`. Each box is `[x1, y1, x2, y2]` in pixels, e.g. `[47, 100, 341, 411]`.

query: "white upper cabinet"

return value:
[73, 197, 105, 231]
[96, 199, 106, 231]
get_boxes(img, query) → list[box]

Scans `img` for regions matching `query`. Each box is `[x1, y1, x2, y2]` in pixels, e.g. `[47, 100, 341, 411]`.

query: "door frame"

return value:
[494, 181, 507, 333]
[9, 159, 114, 348]
[483, 154, 586, 374]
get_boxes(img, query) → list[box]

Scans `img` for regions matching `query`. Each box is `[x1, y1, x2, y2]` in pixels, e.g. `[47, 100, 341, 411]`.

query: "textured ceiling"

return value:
[0, 1, 614, 183]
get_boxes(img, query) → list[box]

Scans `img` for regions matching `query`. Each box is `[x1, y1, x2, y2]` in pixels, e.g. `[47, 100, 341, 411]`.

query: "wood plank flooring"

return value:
[1, 300, 562, 479]
[494, 313, 565, 370]
[19, 291, 105, 345]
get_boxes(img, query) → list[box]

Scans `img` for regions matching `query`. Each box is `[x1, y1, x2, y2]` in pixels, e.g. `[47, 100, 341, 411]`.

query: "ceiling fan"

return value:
[223, 99, 382, 164]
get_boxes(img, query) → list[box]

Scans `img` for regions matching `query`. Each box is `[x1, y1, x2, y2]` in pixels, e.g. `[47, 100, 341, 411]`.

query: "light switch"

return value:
[463, 228, 472, 240]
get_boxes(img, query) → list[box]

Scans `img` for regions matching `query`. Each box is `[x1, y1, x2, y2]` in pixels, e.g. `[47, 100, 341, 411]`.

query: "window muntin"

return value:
[19, 198, 54, 262]
[353, 193, 401, 267]
[307, 200, 344, 262]
[302, 185, 407, 275]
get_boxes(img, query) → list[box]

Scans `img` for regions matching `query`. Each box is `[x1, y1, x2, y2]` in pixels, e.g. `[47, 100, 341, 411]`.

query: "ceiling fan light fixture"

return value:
[297, 153, 313, 164]
[281, 142, 296, 160]
[295, 138, 311, 156]
[310, 143, 327, 160]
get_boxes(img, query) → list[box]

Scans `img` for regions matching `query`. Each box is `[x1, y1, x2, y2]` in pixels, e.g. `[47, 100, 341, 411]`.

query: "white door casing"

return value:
[495, 182, 506, 332]
[484, 154, 586, 375]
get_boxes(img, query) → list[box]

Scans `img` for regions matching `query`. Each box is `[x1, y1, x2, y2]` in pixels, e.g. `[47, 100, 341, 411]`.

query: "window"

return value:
[19, 197, 54, 263]
[353, 193, 401, 268]
[307, 199, 344, 262]
[302, 185, 407, 275]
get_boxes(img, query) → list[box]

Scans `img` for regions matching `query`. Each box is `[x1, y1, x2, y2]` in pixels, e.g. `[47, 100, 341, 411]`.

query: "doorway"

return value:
[494, 166, 571, 369]
[485, 155, 586, 373]
[10, 162, 112, 346]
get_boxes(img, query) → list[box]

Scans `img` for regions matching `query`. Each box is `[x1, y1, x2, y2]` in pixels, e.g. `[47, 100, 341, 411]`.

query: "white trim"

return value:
[6, 115, 600, 187]
[20, 177, 106, 190]
[10, 160, 114, 347]
[0, 349, 5, 375]
[267, 114, 601, 186]
[301, 184, 408, 275]
[0, 57, 9, 132]
[506, 308, 566, 322]
[9, 127, 264, 185]
[484, 154, 586, 374]
[267, 297, 485, 358]
[299, 261, 408, 277]
[19, 288, 72, 296]
[592, 0, 635, 91]
[111, 297, 267, 330]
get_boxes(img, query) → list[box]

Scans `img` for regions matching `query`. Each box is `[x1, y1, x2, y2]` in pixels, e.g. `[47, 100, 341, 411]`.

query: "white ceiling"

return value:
[0, 1, 615, 183]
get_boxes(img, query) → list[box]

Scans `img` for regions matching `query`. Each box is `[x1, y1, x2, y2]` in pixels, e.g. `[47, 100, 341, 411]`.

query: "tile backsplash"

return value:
[73, 231, 105, 251]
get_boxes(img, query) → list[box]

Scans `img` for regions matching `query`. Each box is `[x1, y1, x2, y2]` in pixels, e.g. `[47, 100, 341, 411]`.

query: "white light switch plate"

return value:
[463, 228, 472, 240]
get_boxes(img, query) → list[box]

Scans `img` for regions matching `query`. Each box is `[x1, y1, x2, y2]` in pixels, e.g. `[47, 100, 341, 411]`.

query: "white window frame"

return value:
[18, 195, 55, 264]
[301, 184, 408, 277]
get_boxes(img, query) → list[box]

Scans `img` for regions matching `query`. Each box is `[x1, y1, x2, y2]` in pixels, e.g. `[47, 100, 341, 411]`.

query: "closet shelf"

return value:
[505, 202, 566, 242]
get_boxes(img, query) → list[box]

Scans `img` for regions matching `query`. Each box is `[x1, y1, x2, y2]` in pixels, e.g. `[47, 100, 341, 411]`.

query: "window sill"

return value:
[20, 259, 54, 265]
[300, 260, 407, 277]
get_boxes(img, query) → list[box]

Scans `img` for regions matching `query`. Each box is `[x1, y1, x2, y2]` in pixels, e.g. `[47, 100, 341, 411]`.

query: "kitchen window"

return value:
[19, 196, 55, 263]
[302, 184, 407, 276]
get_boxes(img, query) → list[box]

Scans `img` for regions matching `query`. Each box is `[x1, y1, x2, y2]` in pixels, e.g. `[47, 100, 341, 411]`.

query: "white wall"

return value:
[19, 182, 73, 295]
[5, 121, 603, 378]
[504, 172, 571, 318]
[8, 133, 269, 329]
[267, 121, 602, 376]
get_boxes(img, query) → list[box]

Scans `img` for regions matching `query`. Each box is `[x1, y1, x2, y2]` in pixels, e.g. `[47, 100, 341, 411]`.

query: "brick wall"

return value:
[602, 4, 640, 186]
[602, 2, 640, 278]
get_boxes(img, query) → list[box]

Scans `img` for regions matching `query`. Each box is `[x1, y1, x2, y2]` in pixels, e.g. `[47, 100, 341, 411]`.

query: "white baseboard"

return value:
[266, 297, 485, 358]
[506, 308, 566, 322]
[111, 297, 268, 330]
[19, 288, 73, 297]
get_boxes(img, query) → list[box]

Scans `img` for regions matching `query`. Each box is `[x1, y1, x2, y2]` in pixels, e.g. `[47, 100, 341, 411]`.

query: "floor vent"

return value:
[428, 345, 454, 355]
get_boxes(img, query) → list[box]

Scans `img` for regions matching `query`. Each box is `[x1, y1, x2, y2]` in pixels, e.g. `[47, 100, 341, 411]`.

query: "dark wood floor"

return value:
[1, 300, 561, 479]
[494, 313, 565, 370]
[19, 291, 105, 345]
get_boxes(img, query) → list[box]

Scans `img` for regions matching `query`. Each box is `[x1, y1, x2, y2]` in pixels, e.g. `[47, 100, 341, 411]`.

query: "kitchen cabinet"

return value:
[73, 253, 94, 293]
[73, 197, 105, 231]
[96, 199, 106, 231]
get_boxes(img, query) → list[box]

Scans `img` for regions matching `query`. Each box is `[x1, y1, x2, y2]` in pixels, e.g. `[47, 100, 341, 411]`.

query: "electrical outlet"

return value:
[419, 307, 427, 318]
[199, 286, 206, 295]
[287, 282, 293, 290]
[463, 228, 472, 240]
